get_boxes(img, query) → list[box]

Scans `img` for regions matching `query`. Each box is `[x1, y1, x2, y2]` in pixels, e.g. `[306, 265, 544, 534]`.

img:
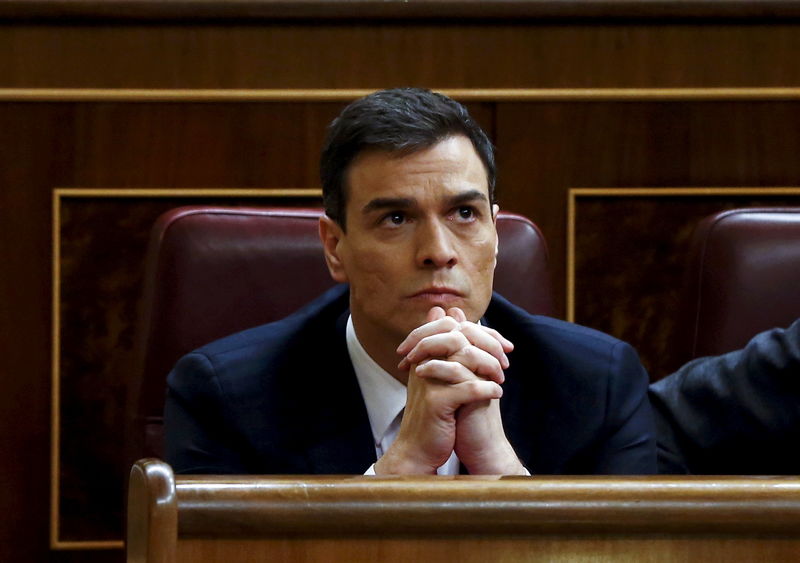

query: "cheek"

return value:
[466, 237, 498, 272]
[345, 246, 399, 290]
[465, 240, 497, 305]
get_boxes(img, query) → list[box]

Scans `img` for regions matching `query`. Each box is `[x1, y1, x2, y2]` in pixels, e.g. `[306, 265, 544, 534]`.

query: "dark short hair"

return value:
[320, 88, 496, 230]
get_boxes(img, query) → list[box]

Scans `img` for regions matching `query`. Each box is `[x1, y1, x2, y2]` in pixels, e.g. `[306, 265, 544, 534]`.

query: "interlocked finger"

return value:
[456, 322, 512, 369]
[414, 343, 505, 384]
[397, 315, 461, 356]
[403, 331, 471, 364]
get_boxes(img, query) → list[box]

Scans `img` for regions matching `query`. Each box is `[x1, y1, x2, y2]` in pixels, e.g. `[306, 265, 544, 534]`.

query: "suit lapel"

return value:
[484, 300, 542, 473]
[303, 310, 376, 474]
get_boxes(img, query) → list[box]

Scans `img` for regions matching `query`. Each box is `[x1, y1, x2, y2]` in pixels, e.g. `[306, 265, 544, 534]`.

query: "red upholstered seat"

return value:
[678, 207, 800, 364]
[132, 206, 554, 459]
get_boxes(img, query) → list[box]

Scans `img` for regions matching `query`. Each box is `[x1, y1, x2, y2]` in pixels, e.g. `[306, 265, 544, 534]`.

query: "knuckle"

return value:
[410, 324, 426, 338]
[466, 380, 483, 393]
[455, 331, 470, 346]
[472, 347, 495, 366]
[458, 344, 475, 360]
[456, 344, 471, 357]
[420, 359, 458, 379]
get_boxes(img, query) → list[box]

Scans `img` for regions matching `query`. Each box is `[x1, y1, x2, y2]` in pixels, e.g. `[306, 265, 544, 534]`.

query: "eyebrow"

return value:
[447, 190, 489, 207]
[362, 197, 415, 215]
[361, 190, 489, 215]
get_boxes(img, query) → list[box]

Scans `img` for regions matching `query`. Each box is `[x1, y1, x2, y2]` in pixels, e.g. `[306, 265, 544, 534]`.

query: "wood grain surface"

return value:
[127, 461, 800, 562]
[5, 0, 800, 21]
[4, 24, 800, 89]
[175, 538, 800, 563]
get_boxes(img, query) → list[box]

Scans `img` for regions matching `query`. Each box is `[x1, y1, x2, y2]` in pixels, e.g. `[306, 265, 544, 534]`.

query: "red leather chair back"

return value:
[133, 206, 553, 458]
[679, 207, 800, 363]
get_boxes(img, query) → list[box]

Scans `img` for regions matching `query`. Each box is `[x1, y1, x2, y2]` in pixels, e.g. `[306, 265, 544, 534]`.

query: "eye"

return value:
[382, 211, 407, 226]
[456, 206, 476, 221]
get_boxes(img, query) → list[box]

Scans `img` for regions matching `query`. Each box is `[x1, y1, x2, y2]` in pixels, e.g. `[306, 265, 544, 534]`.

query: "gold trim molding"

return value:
[566, 187, 800, 322]
[51, 187, 322, 550]
[9, 88, 800, 103]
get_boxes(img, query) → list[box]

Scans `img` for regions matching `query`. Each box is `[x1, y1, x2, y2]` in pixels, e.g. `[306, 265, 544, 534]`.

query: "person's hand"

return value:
[373, 308, 505, 475]
[397, 307, 526, 475]
[397, 307, 513, 375]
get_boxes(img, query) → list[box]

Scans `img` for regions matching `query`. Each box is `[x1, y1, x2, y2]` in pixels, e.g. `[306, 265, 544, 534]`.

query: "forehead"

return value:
[345, 136, 489, 203]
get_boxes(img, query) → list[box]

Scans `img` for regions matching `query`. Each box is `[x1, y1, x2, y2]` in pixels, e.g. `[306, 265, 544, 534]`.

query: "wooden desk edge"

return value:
[127, 459, 800, 540]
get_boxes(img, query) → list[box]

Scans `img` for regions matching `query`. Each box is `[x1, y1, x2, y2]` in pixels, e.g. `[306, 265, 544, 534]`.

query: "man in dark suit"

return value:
[165, 88, 656, 475]
[650, 318, 800, 474]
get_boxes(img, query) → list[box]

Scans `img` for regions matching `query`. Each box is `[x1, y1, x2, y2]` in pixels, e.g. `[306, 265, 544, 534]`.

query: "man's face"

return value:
[321, 135, 498, 344]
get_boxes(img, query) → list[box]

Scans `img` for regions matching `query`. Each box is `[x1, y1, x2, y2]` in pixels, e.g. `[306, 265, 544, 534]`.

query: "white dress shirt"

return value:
[346, 315, 460, 475]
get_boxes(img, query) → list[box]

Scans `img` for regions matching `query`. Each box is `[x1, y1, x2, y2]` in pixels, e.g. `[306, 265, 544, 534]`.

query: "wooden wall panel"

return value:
[65, 103, 337, 186]
[62, 101, 493, 187]
[0, 104, 71, 563]
[495, 101, 800, 320]
[572, 193, 800, 380]
[2, 24, 800, 89]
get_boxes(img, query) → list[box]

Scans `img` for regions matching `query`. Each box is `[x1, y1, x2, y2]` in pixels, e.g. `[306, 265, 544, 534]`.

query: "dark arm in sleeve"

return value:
[164, 353, 250, 474]
[594, 341, 658, 474]
[649, 318, 800, 474]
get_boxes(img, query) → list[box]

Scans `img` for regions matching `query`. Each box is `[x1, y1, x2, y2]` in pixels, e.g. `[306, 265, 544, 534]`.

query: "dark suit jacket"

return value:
[649, 318, 800, 474]
[165, 285, 656, 475]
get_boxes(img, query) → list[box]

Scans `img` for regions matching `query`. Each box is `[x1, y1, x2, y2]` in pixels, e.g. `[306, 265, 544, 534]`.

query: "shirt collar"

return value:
[345, 315, 407, 447]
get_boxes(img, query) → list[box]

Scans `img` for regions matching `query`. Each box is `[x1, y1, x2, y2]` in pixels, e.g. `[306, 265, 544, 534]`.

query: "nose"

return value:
[416, 219, 458, 269]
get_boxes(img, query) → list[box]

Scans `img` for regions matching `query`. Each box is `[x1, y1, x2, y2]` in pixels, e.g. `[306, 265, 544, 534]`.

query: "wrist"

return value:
[374, 443, 439, 475]
[464, 441, 526, 475]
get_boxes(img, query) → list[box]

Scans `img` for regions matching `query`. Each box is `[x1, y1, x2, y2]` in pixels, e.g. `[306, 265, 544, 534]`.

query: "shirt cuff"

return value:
[365, 463, 530, 476]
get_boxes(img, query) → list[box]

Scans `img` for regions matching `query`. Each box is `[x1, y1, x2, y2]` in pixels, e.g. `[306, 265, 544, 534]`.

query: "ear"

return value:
[492, 204, 500, 257]
[319, 215, 349, 283]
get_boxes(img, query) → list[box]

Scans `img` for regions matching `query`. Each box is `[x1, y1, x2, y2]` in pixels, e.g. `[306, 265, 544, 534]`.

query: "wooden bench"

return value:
[127, 459, 800, 562]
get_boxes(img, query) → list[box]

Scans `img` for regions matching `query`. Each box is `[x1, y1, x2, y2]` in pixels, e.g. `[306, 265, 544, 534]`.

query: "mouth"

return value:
[409, 287, 465, 305]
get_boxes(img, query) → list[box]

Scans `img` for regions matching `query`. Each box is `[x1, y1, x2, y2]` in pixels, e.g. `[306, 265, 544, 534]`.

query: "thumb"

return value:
[446, 307, 468, 323]
[427, 306, 446, 323]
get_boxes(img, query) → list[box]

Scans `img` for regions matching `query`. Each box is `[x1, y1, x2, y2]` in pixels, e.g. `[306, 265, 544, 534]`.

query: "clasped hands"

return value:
[374, 306, 527, 475]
